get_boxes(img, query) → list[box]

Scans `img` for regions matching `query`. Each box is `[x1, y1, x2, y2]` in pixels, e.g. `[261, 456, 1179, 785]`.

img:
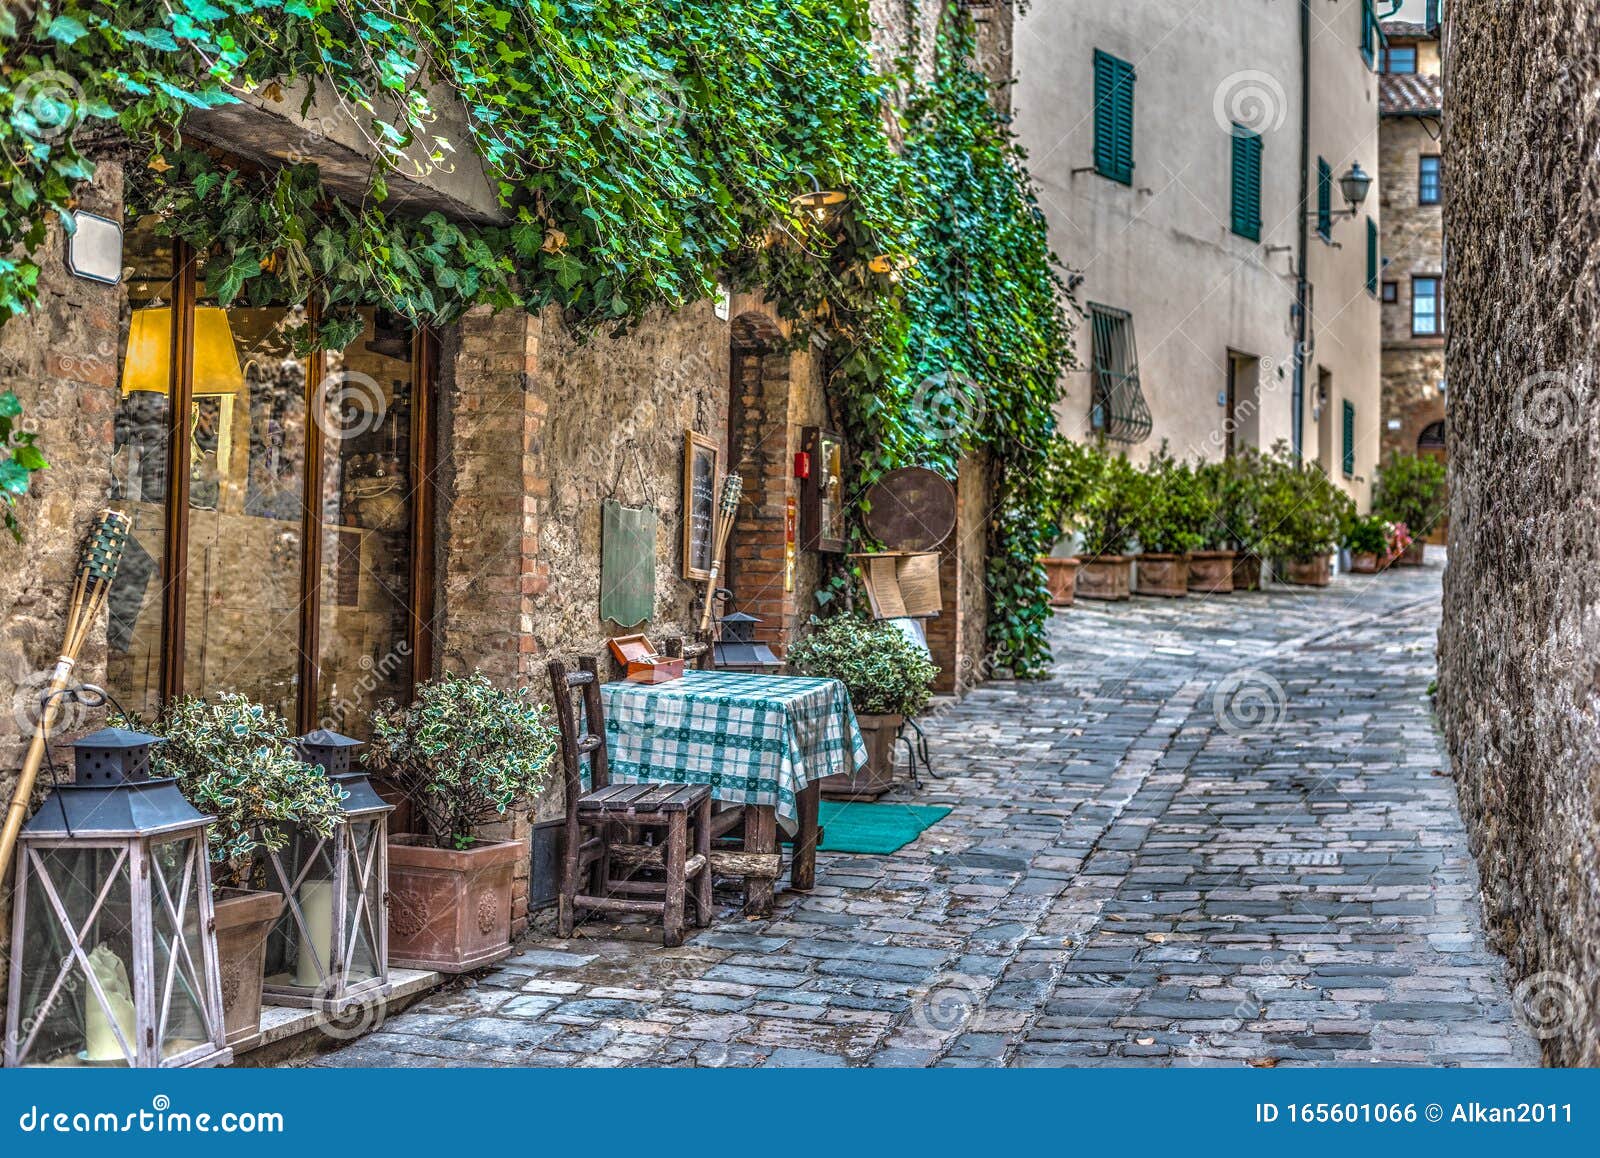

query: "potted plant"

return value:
[125, 694, 345, 1052]
[786, 615, 939, 800]
[365, 672, 558, 973]
[1186, 459, 1237, 593]
[1131, 445, 1209, 597]
[1075, 449, 1142, 600]
[1260, 447, 1355, 587]
[1373, 452, 1447, 565]
[1344, 514, 1391, 573]
[1386, 520, 1415, 567]
[1037, 437, 1100, 606]
[1221, 447, 1271, 590]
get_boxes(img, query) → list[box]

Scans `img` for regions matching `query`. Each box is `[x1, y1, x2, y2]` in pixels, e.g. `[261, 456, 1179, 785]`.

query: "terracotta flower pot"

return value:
[1396, 541, 1426, 566]
[1135, 553, 1189, 598]
[1187, 550, 1236, 594]
[387, 836, 523, 973]
[821, 712, 903, 801]
[1283, 555, 1333, 586]
[1350, 551, 1380, 574]
[1038, 556, 1080, 607]
[1232, 553, 1263, 591]
[214, 887, 284, 1052]
[1076, 555, 1132, 601]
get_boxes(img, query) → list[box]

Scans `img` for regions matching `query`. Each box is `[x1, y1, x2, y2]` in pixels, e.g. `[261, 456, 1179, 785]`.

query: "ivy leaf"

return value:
[45, 13, 88, 44]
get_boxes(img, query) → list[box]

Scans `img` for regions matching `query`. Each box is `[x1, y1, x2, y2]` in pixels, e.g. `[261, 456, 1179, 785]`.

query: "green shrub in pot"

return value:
[117, 692, 344, 1048]
[785, 615, 938, 719]
[1373, 452, 1448, 539]
[1041, 436, 1103, 545]
[1344, 514, 1391, 557]
[365, 672, 559, 851]
[1077, 448, 1144, 558]
[1259, 444, 1355, 562]
[120, 692, 345, 888]
[1131, 444, 1211, 555]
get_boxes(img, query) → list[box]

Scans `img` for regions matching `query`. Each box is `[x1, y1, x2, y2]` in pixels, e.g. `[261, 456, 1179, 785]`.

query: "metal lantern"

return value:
[4, 728, 230, 1068]
[259, 730, 392, 1013]
[713, 611, 783, 673]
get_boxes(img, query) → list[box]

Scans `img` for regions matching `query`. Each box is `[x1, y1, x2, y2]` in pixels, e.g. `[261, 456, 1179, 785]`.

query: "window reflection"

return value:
[315, 308, 415, 735]
[106, 217, 175, 718]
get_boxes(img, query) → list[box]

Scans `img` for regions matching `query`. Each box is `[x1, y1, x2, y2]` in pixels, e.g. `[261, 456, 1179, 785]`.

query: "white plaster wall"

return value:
[1015, 0, 1383, 508]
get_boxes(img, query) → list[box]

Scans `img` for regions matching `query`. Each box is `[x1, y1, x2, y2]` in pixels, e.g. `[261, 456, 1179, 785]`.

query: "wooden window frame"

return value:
[145, 241, 436, 731]
[1418, 154, 1441, 205]
[1382, 280, 1399, 304]
[1411, 275, 1442, 337]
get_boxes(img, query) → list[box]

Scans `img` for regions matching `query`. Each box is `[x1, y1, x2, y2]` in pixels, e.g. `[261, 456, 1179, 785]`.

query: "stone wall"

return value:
[0, 161, 126, 1034]
[1437, 0, 1600, 1066]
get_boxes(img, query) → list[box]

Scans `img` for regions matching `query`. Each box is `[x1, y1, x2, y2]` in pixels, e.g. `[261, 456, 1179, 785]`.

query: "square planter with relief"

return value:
[386, 837, 523, 973]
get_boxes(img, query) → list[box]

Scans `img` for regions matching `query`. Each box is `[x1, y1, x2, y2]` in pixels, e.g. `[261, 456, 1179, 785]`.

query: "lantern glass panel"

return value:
[149, 836, 210, 1059]
[343, 819, 380, 983]
[263, 825, 337, 988]
[18, 847, 135, 1067]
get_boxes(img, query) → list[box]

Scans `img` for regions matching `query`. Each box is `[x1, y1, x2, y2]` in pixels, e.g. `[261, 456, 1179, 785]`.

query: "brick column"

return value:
[434, 305, 548, 934]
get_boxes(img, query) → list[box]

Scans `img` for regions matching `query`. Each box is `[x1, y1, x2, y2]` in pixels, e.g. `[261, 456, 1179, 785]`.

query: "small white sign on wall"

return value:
[66, 211, 124, 285]
[714, 281, 731, 321]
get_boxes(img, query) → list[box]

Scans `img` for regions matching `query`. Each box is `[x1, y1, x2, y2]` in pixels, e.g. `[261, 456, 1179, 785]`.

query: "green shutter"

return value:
[1230, 125, 1262, 241]
[1361, 0, 1378, 68]
[1366, 217, 1379, 294]
[1342, 400, 1356, 476]
[1094, 50, 1135, 185]
[1317, 157, 1332, 240]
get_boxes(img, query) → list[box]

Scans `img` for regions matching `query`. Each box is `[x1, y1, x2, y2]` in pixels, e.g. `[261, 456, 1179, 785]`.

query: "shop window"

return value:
[106, 210, 433, 734]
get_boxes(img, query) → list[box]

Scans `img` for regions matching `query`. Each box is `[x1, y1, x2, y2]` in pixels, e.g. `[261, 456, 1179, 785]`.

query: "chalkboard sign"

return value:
[682, 431, 721, 581]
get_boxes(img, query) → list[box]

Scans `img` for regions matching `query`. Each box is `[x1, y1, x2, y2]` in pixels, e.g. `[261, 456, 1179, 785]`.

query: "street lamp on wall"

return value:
[1312, 162, 1374, 230]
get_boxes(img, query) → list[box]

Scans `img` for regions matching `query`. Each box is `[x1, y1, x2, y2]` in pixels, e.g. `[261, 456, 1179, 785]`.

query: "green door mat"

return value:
[813, 801, 953, 856]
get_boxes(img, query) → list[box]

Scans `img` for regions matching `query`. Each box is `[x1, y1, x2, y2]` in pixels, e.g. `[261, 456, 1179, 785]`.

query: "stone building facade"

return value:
[0, 1, 1008, 1020]
[1377, 17, 1448, 540]
[1014, 0, 1384, 506]
[1438, 0, 1600, 1065]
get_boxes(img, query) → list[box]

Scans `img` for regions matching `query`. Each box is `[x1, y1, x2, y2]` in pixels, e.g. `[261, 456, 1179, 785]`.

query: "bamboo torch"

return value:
[698, 473, 743, 633]
[0, 508, 131, 890]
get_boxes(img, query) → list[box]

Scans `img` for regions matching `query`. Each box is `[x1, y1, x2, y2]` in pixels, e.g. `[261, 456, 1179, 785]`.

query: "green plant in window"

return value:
[364, 672, 558, 851]
[117, 693, 346, 890]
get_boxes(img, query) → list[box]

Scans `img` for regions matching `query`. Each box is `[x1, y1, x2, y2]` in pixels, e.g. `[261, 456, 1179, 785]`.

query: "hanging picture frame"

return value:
[682, 431, 721, 581]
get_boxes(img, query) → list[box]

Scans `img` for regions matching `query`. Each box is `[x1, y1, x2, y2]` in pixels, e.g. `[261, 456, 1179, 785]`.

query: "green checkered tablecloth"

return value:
[600, 670, 867, 821]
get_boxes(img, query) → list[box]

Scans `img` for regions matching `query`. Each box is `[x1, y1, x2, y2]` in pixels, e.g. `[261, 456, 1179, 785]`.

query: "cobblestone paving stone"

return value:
[314, 550, 1538, 1068]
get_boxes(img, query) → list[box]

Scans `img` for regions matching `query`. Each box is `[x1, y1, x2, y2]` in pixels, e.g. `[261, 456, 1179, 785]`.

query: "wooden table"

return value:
[600, 670, 867, 915]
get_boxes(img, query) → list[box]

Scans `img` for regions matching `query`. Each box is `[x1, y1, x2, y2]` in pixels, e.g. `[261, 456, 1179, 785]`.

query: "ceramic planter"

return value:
[1396, 541, 1426, 566]
[1350, 551, 1381, 574]
[214, 888, 284, 1052]
[1135, 553, 1189, 598]
[1232, 553, 1263, 591]
[1039, 556, 1080, 607]
[821, 713, 903, 801]
[1076, 555, 1133, 601]
[1283, 555, 1333, 587]
[387, 836, 523, 973]
[1187, 550, 1236, 594]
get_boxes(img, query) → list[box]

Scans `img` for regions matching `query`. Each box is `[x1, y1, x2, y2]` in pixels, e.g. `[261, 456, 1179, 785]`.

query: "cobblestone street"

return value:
[315, 551, 1537, 1068]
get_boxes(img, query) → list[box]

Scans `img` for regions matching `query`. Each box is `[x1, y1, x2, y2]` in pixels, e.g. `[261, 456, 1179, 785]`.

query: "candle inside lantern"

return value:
[293, 879, 335, 988]
[84, 945, 137, 1063]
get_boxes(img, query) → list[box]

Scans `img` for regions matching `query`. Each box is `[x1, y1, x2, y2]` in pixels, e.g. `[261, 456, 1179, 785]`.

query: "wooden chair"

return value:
[547, 655, 712, 947]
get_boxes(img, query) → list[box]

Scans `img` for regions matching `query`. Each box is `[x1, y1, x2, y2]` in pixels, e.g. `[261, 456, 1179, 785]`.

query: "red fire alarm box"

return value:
[794, 451, 811, 480]
[607, 634, 686, 683]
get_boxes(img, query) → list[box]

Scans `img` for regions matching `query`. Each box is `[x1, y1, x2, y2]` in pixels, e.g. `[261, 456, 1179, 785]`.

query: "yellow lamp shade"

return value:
[121, 306, 244, 396]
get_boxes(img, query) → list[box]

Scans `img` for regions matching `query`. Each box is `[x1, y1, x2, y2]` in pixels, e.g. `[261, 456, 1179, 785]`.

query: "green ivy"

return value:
[0, 390, 48, 541]
[1, 1, 1073, 673]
